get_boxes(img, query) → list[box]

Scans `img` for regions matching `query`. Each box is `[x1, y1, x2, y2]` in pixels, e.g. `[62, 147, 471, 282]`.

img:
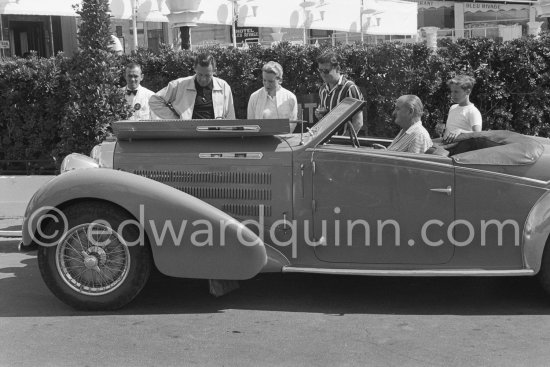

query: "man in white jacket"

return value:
[247, 61, 297, 121]
[149, 53, 235, 120]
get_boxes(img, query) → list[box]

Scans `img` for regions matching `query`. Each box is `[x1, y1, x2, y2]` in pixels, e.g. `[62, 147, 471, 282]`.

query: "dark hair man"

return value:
[315, 51, 364, 135]
[121, 62, 155, 120]
[149, 53, 235, 120]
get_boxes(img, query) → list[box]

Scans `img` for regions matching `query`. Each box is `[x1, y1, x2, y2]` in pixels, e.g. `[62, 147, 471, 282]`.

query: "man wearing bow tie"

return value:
[122, 63, 155, 120]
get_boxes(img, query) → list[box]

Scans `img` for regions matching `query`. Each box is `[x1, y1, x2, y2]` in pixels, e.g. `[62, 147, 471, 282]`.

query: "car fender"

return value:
[23, 168, 267, 280]
[523, 190, 550, 273]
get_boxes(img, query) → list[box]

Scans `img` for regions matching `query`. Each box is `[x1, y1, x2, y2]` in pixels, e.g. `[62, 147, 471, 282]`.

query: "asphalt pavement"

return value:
[2, 237, 550, 367]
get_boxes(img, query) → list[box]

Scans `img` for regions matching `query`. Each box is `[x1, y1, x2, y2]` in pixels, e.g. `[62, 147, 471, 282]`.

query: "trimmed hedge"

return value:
[1, 33, 550, 163]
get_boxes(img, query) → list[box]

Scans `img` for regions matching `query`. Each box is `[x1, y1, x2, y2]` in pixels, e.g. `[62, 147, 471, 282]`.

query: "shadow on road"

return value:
[1, 239, 550, 317]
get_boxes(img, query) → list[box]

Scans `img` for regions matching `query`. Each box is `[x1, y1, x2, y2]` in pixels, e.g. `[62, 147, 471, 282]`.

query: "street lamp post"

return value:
[0, 13, 4, 58]
[300, 0, 328, 45]
[300, 0, 315, 45]
[360, 0, 382, 43]
[165, 0, 204, 50]
[230, 0, 238, 47]
[132, 0, 138, 50]
[229, 0, 258, 48]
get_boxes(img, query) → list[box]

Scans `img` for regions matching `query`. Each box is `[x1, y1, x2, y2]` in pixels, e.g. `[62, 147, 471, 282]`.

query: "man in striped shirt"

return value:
[315, 51, 364, 135]
[387, 95, 433, 154]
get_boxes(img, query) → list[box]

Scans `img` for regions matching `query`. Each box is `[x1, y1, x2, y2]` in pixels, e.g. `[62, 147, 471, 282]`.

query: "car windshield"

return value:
[309, 98, 362, 138]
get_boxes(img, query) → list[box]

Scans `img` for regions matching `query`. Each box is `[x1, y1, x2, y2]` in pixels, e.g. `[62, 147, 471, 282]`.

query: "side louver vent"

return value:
[134, 170, 273, 217]
[222, 204, 272, 217]
[177, 187, 271, 201]
[134, 170, 271, 185]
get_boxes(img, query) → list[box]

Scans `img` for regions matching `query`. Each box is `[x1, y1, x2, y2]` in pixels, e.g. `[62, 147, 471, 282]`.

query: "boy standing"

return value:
[436, 75, 482, 143]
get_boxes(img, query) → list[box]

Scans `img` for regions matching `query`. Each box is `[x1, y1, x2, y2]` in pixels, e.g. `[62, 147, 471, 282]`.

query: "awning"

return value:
[110, 0, 169, 22]
[539, 3, 550, 16]
[361, 0, 417, 35]
[195, 0, 233, 26]
[0, 0, 418, 35]
[201, 0, 418, 35]
[0, 0, 169, 21]
[0, 0, 78, 17]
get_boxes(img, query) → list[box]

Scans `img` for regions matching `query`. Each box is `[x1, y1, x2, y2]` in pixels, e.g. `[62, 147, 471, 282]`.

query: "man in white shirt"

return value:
[122, 63, 155, 120]
[387, 95, 433, 154]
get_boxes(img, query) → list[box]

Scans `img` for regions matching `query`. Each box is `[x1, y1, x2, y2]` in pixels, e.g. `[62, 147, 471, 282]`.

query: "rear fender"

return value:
[23, 169, 266, 280]
[523, 190, 550, 273]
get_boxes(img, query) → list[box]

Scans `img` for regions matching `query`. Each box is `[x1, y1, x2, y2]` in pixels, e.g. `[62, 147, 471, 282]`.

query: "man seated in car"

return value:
[387, 95, 433, 153]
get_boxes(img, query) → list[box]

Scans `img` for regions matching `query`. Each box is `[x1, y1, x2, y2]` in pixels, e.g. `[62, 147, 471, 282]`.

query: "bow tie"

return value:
[126, 89, 138, 96]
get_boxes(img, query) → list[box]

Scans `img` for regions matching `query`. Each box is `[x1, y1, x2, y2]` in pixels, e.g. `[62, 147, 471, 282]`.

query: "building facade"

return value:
[0, 13, 171, 58]
[0, 0, 548, 58]
[413, 0, 548, 40]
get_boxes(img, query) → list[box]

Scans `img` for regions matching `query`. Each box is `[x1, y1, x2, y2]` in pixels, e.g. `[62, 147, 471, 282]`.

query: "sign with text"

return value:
[232, 26, 259, 44]
[0, 40, 9, 49]
[409, 0, 454, 9]
[464, 2, 529, 12]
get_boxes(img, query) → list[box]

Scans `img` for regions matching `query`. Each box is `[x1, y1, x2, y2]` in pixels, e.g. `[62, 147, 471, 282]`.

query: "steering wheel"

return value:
[347, 121, 361, 148]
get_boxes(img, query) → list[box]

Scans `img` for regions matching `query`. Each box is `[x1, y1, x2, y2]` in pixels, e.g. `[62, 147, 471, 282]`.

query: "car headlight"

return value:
[89, 141, 115, 169]
[60, 153, 100, 173]
[90, 145, 101, 162]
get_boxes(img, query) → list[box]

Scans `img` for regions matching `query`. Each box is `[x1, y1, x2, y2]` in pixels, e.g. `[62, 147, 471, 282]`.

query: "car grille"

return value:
[133, 170, 273, 217]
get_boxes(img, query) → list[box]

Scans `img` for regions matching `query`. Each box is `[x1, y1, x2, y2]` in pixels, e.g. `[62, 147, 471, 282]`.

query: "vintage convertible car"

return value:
[20, 98, 550, 310]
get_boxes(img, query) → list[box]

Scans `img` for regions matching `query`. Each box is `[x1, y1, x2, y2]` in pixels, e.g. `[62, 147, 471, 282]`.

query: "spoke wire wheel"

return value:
[38, 201, 152, 310]
[55, 223, 131, 296]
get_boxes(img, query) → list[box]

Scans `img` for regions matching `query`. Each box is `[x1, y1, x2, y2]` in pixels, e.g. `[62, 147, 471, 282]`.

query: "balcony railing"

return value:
[193, 23, 525, 49]
[432, 24, 523, 42]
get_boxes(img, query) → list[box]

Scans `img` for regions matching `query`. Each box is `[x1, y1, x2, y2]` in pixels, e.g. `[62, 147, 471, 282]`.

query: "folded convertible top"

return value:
[452, 130, 548, 166]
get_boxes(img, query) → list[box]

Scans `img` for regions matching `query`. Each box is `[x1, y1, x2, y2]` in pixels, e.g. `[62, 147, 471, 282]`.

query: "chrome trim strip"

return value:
[197, 125, 261, 132]
[315, 147, 453, 169]
[332, 136, 393, 144]
[454, 165, 550, 185]
[0, 230, 22, 237]
[316, 146, 550, 185]
[198, 152, 263, 159]
[282, 267, 534, 276]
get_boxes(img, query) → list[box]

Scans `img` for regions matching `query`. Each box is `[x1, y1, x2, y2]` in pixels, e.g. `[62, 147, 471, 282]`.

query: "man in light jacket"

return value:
[149, 53, 235, 120]
[247, 61, 297, 121]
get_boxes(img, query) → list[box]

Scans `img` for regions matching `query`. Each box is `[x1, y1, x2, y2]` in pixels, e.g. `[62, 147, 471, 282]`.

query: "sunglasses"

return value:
[318, 68, 333, 74]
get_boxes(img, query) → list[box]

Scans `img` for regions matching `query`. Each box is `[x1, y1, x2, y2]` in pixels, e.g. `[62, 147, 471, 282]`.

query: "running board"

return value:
[0, 230, 22, 237]
[282, 267, 535, 277]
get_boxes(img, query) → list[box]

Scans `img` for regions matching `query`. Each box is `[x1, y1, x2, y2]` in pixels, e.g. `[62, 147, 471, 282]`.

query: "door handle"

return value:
[430, 186, 452, 196]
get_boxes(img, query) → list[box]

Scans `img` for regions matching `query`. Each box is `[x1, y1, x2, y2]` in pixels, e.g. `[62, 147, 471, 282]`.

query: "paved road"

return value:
[2, 237, 550, 367]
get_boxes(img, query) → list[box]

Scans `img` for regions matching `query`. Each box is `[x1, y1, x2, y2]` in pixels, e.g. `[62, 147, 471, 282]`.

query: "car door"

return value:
[311, 146, 455, 264]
